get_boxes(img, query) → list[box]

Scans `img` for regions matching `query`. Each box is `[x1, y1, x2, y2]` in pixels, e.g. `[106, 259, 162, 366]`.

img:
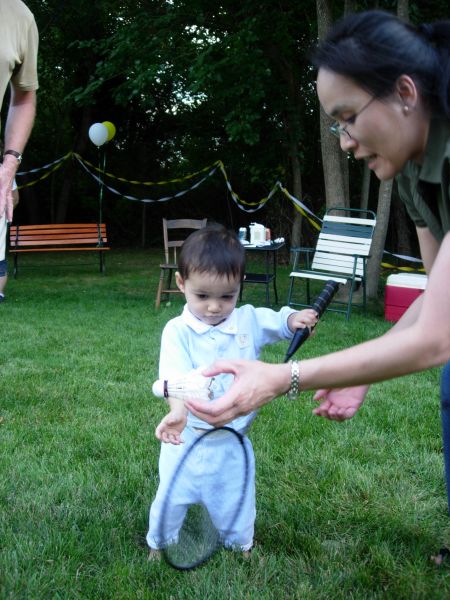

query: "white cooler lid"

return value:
[386, 273, 428, 289]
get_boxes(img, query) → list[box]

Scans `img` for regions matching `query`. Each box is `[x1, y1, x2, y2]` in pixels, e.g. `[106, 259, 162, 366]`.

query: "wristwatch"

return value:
[4, 149, 23, 163]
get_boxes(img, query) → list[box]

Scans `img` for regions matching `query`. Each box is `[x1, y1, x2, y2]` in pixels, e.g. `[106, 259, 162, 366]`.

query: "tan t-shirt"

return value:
[0, 0, 39, 110]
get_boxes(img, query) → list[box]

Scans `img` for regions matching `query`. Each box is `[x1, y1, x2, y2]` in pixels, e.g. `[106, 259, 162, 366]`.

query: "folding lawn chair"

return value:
[287, 207, 377, 320]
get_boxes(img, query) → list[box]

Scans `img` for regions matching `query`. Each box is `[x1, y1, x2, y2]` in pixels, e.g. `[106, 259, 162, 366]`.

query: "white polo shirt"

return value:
[157, 303, 296, 433]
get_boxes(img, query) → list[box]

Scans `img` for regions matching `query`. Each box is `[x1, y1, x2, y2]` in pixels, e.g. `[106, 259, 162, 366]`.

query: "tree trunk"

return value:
[55, 106, 92, 223]
[366, 179, 393, 298]
[397, 0, 409, 21]
[316, 0, 348, 210]
[20, 185, 39, 224]
[382, 0, 411, 259]
[360, 163, 371, 210]
[390, 192, 414, 256]
[277, 52, 304, 252]
[344, 0, 356, 13]
[289, 144, 303, 248]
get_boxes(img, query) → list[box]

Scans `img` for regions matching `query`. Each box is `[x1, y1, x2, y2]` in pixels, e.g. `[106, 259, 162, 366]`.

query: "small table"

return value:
[240, 241, 285, 305]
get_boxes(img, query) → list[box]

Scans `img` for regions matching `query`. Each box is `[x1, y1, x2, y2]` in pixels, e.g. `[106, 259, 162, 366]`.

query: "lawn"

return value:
[1, 249, 449, 599]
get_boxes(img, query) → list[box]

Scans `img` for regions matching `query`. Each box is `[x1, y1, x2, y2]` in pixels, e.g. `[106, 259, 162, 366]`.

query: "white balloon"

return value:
[88, 122, 108, 146]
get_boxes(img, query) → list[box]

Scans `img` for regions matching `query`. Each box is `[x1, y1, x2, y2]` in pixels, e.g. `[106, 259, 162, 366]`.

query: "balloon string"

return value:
[97, 148, 106, 247]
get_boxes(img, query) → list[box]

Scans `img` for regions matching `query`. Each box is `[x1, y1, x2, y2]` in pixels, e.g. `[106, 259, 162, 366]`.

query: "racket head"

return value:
[159, 426, 250, 570]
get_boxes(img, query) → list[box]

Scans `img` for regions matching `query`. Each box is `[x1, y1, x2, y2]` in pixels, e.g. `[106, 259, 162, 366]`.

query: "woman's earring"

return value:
[403, 105, 410, 115]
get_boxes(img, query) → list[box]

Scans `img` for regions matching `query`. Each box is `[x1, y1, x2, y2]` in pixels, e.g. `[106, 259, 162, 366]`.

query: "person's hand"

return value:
[155, 410, 187, 444]
[0, 162, 16, 221]
[185, 359, 290, 426]
[3, 188, 13, 222]
[312, 385, 369, 421]
[288, 309, 318, 333]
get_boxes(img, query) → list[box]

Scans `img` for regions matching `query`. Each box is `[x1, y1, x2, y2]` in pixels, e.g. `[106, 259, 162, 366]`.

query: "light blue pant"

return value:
[147, 426, 256, 551]
[441, 361, 450, 514]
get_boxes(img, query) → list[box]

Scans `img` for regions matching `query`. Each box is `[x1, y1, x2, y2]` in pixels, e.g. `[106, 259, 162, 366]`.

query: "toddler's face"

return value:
[176, 270, 241, 326]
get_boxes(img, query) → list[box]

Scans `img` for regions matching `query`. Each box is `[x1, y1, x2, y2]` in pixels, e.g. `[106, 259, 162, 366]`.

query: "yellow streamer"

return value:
[217, 161, 269, 207]
[381, 262, 425, 272]
[74, 153, 221, 186]
[16, 151, 424, 272]
[17, 159, 66, 189]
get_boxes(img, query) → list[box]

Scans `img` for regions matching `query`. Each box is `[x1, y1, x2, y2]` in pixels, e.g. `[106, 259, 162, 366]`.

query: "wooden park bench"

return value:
[9, 223, 110, 277]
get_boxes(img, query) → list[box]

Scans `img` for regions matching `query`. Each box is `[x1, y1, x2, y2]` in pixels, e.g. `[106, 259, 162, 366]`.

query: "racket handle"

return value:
[310, 280, 340, 318]
[283, 280, 340, 363]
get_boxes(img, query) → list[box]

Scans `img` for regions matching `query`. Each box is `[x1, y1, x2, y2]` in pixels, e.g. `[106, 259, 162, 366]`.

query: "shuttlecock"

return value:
[152, 368, 215, 402]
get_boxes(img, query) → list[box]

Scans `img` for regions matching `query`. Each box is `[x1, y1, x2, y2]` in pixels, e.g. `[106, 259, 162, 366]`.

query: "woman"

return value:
[186, 10, 450, 545]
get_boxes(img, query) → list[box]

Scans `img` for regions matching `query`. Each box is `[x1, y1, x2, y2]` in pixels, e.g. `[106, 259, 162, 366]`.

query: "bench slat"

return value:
[11, 246, 110, 253]
[10, 225, 106, 234]
[10, 237, 107, 247]
[10, 223, 106, 231]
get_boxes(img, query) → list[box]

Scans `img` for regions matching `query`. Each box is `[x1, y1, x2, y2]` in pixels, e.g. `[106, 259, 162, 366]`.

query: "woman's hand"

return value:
[312, 385, 369, 421]
[185, 359, 290, 426]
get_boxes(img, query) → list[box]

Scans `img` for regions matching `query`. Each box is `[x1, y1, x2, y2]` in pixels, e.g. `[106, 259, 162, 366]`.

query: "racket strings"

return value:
[159, 427, 250, 570]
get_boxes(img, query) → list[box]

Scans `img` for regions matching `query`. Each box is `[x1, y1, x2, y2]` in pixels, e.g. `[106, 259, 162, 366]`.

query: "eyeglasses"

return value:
[329, 96, 376, 139]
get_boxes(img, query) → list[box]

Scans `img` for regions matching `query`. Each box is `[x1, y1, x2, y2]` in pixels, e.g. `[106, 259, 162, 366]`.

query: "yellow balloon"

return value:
[102, 121, 116, 142]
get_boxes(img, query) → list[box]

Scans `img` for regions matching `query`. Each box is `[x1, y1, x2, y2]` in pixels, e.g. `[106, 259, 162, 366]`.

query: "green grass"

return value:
[1, 249, 449, 599]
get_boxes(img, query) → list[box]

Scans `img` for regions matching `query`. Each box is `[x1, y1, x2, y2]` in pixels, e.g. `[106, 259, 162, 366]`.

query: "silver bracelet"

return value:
[287, 360, 300, 400]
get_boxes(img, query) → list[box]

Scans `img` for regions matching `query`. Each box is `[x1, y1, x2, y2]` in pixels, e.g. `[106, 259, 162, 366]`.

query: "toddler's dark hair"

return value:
[178, 224, 246, 281]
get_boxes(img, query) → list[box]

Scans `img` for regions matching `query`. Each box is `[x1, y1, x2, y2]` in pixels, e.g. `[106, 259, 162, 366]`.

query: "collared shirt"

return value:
[157, 303, 296, 433]
[396, 117, 450, 242]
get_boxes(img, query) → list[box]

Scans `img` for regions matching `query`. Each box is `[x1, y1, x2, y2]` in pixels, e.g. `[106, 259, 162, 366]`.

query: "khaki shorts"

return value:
[0, 215, 6, 263]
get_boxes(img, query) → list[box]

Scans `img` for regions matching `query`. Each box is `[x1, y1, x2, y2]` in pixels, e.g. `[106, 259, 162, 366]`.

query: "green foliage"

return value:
[14, 1, 450, 244]
[26, 1, 320, 200]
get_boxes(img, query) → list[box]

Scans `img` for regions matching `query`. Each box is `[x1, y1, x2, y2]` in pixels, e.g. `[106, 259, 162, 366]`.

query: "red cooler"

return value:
[384, 273, 427, 322]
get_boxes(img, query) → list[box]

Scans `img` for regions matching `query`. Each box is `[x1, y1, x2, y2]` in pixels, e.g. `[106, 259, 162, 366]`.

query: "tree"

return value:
[316, 0, 349, 210]
[16, 0, 448, 257]
[365, 0, 410, 300]
[386, 0, 415, 260]
[60, 0, 322, 244]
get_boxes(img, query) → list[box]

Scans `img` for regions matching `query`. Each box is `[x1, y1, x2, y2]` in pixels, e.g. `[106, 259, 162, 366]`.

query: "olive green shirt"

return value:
[396, 117, 450, 242]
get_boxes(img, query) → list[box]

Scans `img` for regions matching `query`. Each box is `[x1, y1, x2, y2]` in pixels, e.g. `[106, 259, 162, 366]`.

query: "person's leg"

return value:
[0, 216, 6, 301]
[441, 361, 450, 514]
[146, 428, 197, 551]
[432, 373, 450, 564]
[0, 269, 7, 301]
[0, 264, 7, 301]
[205, 432, 256, 551]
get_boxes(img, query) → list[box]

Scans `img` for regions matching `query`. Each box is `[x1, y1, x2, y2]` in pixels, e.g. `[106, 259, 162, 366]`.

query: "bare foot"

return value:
[430, 548, 450, 566]
[148, 549, 161, 561]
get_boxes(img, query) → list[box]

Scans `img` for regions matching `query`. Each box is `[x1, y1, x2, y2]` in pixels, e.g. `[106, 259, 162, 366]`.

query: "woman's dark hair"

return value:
[178, 223, 246, 281]
[311, 10, 450, 116]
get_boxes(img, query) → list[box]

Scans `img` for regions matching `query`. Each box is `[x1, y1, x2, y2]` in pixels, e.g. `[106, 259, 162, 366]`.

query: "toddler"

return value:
[147, 224, 317, 557]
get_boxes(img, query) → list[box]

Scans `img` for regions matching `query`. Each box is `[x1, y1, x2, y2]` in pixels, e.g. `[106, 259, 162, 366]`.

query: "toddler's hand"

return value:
[288, 309, 318, 332]
[155, 410, 187, 445]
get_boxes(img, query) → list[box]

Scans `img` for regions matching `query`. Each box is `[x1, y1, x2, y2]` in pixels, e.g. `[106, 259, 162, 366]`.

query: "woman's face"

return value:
[316, 68, 428, 181]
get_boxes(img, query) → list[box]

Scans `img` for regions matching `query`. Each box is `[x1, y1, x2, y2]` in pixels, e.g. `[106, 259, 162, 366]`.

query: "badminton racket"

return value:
[158, 426, 250, 570]
[284, 280, 340, 362]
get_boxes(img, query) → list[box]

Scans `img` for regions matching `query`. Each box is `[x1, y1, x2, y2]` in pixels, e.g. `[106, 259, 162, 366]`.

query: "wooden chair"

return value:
[155, 218, 207, 308]
[287, 207, 376, 320]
